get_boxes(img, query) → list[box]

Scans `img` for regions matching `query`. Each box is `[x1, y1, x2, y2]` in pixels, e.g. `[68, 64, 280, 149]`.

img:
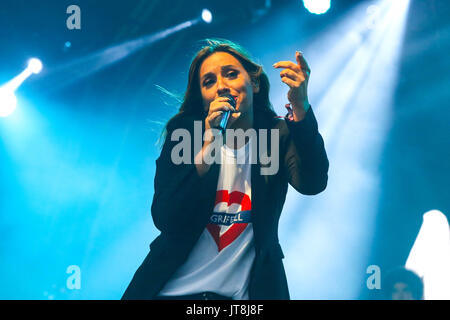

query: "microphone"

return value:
[218, 93, 236, 133]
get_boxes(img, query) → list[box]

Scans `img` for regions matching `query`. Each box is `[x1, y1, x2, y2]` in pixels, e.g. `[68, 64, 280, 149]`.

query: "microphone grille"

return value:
[218, 93, 236, 107]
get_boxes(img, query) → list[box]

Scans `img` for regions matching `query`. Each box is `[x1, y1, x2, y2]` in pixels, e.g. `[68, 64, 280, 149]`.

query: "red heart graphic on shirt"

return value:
[206, 190, 251, 252]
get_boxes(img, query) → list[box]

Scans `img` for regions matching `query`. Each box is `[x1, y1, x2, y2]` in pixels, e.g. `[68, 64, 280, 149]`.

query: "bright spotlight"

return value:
[0, 87, 18, 117]
[202, 9, 213, 24]
[303, 0, 331, 15]
[28, 58, 43, 74]
[406, 210, 450, 299]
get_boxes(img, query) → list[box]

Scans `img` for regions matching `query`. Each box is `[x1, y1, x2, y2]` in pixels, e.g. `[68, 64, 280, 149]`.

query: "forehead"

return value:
[199, 52, 245, 76]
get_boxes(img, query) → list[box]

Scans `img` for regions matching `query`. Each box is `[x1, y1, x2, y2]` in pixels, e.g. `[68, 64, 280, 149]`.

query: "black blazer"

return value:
[122, 106, 329, 300]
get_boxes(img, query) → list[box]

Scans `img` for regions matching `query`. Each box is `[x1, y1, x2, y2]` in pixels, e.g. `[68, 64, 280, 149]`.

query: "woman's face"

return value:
[198, 51, 258, 116]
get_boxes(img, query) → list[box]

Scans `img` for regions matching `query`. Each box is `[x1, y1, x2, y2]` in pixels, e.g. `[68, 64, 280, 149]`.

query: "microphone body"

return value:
[218, 93, 236, 133]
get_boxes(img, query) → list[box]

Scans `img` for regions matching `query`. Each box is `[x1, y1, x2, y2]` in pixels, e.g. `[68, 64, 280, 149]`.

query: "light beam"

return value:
[281, 0, 411, 299]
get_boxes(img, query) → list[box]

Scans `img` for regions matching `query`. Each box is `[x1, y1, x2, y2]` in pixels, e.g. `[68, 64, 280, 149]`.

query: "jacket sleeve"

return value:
[150, 117, 219, 234]
[281, 106, 329, 195]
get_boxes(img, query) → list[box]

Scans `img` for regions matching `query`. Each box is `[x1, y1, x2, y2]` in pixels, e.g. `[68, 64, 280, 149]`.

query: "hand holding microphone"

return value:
[197, 93, 239, 174]
[205, 93, 240, 133]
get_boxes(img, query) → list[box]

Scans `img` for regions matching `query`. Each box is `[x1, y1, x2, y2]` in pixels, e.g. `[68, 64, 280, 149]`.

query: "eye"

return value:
[202, 78, 215, 87]
[226, 70, 238, 78]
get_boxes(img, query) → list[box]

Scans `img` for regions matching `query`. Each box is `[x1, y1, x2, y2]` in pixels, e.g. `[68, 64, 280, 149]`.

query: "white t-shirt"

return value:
[158, 137, 255, 299]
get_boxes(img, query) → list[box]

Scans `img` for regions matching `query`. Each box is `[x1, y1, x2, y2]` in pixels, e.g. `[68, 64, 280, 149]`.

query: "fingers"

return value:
[273, 61, 301, 73]
[273, 52, 311, 78]
[227, 111, 242, 126]
[274, 52, 310, 108]
[280, 76, 300, 89]
[207, 109, 241, 130]
[206, 110, 225, 129]
[280, 69, 305, 83]
[209, 110, 225, 121]
[206, 97, 239, 130]
[208, 97, 236, 115]
[296, 51, 311, 76]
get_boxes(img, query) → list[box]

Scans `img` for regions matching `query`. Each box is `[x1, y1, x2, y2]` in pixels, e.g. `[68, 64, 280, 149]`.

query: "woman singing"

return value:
[122, 39, 329, 300]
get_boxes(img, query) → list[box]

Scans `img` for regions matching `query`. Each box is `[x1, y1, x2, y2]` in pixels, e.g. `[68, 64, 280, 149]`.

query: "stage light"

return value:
[303, 0, 330, 15]
[0, 57, 44, 117]
[27, 58, 43, 74]
[406, 210, 450, 299]
[0, 87, 17, 117]
[46, 20, 197, 89]
[201, 9, 212, 24]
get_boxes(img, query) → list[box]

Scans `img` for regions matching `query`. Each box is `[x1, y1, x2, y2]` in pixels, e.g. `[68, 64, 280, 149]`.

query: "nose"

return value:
[216, 76, 230, 96]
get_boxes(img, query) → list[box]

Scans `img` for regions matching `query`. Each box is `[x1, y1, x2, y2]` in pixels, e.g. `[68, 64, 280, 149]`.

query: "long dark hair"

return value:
[160, 38, 277, 144]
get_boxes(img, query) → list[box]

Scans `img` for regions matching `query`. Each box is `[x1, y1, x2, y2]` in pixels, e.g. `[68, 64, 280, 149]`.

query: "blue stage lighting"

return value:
[27, 58, 43, 74]
[303, 0, 331, 15]
[202, 9, 213, 24]
[0, 87, 17, 117]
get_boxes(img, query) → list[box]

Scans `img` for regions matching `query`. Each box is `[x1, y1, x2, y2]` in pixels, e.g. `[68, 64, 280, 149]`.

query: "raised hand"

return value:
[273, 51, 311, 121]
